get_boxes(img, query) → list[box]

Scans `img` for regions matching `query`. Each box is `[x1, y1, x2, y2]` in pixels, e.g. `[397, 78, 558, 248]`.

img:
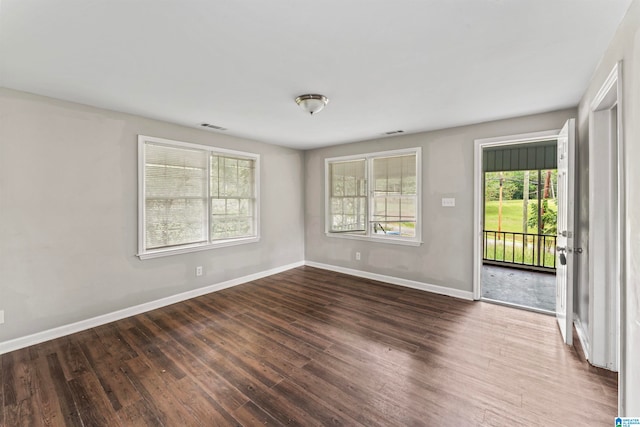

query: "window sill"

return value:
[324, 232, 422, 247]
[138, 236, 260, 259]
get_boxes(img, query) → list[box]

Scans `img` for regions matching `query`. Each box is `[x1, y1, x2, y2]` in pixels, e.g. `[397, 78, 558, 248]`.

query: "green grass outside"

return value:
[484, 199, 557, 268]
[484, 236, 556, 268]
[484, 199, 557, 234]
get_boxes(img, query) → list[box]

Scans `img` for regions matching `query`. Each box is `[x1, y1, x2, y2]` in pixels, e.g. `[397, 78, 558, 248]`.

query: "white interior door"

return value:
[556, 119, 575, 345]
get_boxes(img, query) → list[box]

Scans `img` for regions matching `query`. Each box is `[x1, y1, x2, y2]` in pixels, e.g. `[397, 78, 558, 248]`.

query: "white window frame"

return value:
[138, 135, 260, 259]
[325, 147, 422, 246]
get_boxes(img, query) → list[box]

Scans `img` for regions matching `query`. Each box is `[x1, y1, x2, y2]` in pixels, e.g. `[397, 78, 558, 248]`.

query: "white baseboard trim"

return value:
[0, 261, 304, 355]
[304, 261, 474, 301]
[574, 316, 591, 361]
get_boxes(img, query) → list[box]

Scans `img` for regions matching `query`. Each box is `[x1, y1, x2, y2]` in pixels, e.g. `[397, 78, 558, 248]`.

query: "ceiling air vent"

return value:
[383, 130, 404, 136]
[200, 123, 227, 131]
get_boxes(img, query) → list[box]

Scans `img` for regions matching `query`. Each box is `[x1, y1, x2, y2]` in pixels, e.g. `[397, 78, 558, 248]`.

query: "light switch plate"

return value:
[442, 198, 456, 207]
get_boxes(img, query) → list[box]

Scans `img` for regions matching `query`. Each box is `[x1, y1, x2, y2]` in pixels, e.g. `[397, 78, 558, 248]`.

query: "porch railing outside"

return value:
[483, 230, 556, 271]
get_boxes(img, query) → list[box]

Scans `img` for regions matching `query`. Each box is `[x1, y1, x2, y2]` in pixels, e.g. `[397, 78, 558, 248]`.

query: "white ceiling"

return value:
[0, 0, 632, 150]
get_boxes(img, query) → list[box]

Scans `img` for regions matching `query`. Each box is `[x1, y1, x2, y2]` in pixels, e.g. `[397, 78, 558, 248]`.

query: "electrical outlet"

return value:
[196, 266, 203, 277]
[355, 252, 361, 261]
[0, 310, 4, 324]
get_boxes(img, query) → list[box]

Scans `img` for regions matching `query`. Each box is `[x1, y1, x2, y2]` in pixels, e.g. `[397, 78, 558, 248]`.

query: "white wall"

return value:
[304, 109, 575, 292]
[576, 0, 640, 415]
[0, 88, 305, 344]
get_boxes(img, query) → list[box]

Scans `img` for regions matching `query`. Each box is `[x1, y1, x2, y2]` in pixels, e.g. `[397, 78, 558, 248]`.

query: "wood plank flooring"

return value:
[0, 266, 617, 426]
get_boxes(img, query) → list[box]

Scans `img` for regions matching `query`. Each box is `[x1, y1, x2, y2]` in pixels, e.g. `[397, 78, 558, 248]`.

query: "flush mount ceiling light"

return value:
[295, 94, 329, 115]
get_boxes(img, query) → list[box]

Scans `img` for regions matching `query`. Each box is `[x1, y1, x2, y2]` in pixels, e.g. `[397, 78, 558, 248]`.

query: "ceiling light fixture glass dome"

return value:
[295, 94, 329, 115]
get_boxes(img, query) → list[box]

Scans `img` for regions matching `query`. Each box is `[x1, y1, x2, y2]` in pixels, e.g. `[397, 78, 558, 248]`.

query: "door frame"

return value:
[587, 61, 625, 411]
[472, 129, 560, 301]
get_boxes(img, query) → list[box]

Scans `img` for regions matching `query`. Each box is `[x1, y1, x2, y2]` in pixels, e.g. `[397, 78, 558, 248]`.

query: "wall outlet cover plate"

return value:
[442, 198, 456, 207]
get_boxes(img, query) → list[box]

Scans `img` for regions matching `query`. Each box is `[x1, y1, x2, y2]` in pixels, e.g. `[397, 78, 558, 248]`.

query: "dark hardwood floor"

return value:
[1, 266, 617, 426]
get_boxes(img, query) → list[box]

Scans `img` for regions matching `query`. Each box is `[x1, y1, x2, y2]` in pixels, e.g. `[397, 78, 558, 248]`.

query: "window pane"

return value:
[144, 143, 208, 249]
[223, 158, 237, 196]
[238, 166, 253, 197]
[226, 199, 240, 215]
[343, 197, 355, 215]
[211, 216, 254, 240]
[330, 160, 365, 196]
[344, 176, 357, 196]
[385, 197, 401, 221]
[239, 199, 249, 215]
[373, 221, 415, 237]
[145, 198, 206, 249]
[210, 154, 256, 241]
[373, 154, 416, 195]
[369, 153, 418, 239]
[211, 199, 226, 215]
[400, 198, 416, 221]
[331, 163, 344, 196]
[331, 198, 343, 214]
[401, 155, 417, 195]
[329, 159, 366, 232]
[373, 198, 387, 219]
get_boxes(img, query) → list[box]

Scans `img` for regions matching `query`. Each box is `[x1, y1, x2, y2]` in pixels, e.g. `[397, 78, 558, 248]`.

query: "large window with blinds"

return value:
[325, 148, 421, 245]
[138, 135, 259, 259]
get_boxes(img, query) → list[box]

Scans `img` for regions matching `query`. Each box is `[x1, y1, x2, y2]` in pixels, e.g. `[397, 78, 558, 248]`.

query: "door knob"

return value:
[557, 246, 567, 265]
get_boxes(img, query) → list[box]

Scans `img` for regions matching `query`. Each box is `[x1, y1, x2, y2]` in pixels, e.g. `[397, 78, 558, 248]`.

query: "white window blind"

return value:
[145, 144, 209, 249]
[325, 148, 421, 245]
[138, 136, 259, 259]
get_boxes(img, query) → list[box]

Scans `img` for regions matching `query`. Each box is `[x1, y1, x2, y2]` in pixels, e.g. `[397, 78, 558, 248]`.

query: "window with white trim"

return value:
[325, 148, 421, 245]
[138, 136, 259, 259]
